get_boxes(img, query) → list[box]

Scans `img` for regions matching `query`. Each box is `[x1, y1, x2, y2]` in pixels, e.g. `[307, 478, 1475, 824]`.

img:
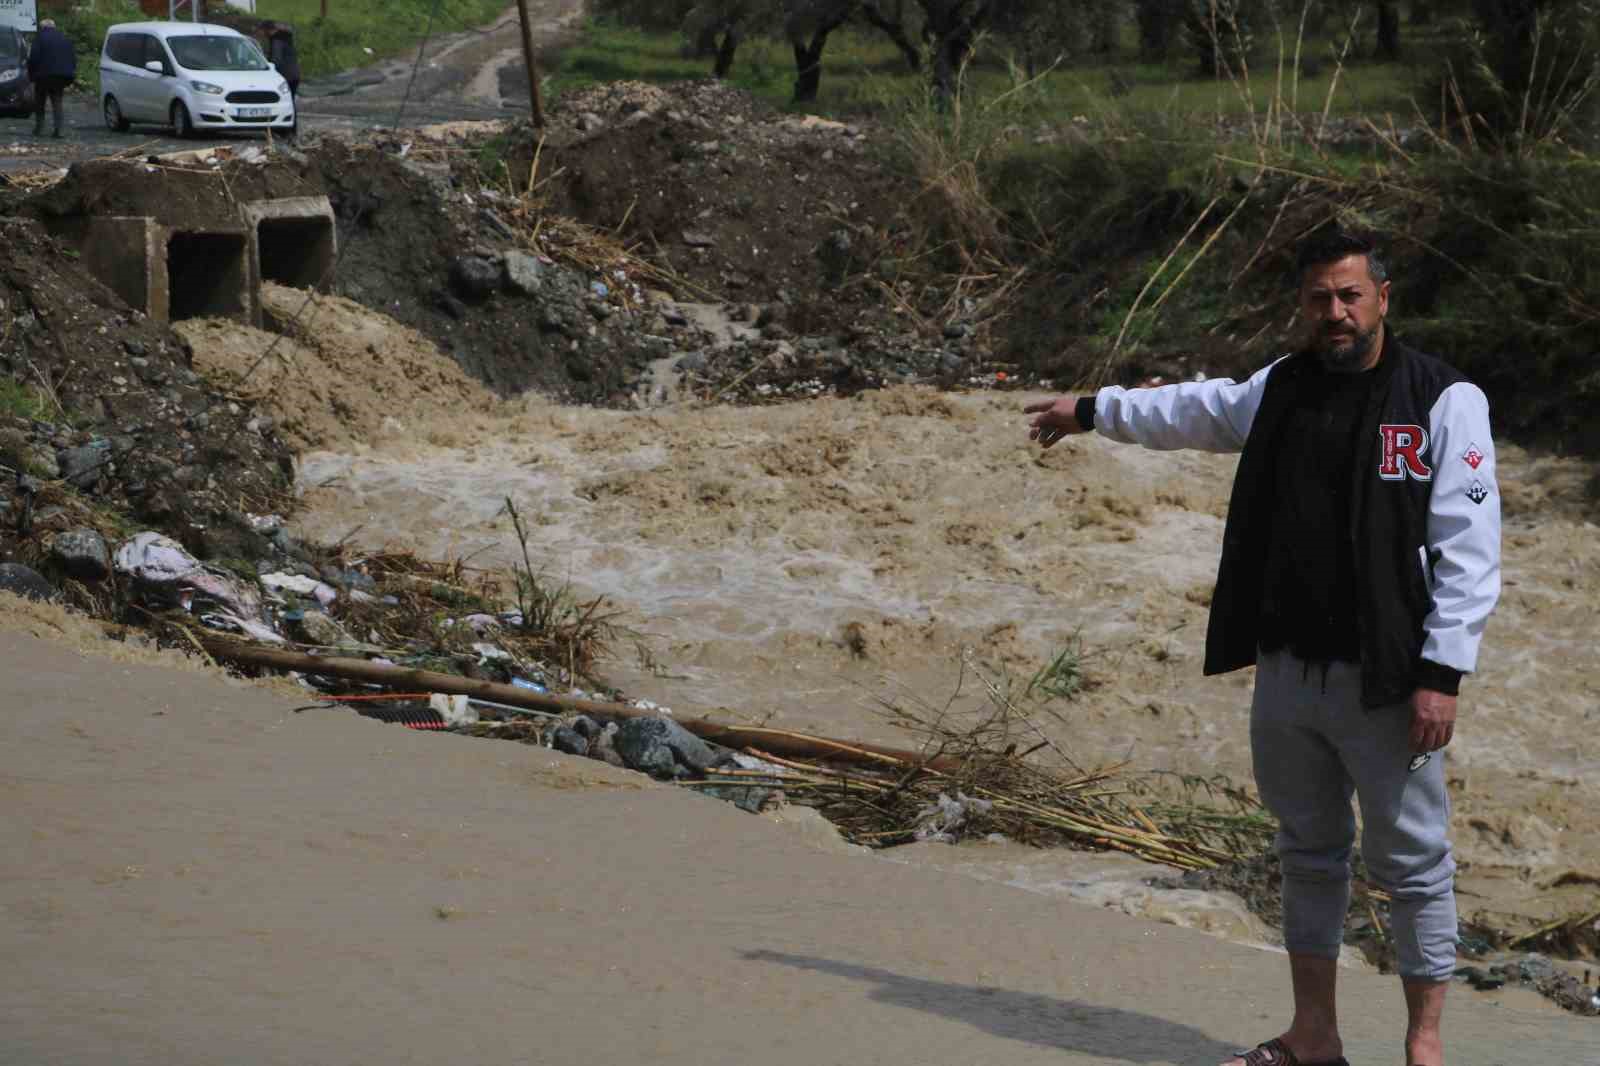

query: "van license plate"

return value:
[236, 107, 272, 118]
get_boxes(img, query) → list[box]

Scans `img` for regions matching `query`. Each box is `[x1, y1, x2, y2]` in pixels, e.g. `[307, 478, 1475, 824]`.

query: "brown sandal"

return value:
[1232, 1037, 1351, 1066]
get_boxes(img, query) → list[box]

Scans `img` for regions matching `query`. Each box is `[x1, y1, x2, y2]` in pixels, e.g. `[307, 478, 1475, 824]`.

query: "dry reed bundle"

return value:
[689, 669, 1274, 871]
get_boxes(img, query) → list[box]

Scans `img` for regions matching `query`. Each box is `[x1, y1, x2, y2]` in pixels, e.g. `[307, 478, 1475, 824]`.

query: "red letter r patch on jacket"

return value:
[1378, 424, 1432, 481]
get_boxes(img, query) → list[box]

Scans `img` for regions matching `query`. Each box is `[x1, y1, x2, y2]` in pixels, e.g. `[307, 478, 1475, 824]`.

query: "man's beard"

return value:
[1313, 322, 1380, 371]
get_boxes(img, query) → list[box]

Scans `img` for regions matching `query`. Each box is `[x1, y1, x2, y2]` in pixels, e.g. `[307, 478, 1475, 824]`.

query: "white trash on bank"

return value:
[113, 531, 264, 621]
[260, 572, 338, 607]
[912, 791, 994, 844]
[428, 693, 476, 727]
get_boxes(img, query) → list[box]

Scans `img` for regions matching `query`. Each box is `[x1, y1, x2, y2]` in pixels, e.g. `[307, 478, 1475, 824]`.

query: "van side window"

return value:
[143, 35, 169, 73]
[107, 34, 137, 66]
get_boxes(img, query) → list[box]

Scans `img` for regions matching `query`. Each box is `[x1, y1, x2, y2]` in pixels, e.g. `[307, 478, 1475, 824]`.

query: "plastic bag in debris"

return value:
[912, 790, 994, 844]
[199, 611, 286, 644]
[114, 532, 264, 621]
[260, 571, 338, 607]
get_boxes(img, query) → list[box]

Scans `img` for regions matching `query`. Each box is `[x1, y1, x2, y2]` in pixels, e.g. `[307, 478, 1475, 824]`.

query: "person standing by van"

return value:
[26, 17, 76, 138]
[260, 21, 300, 134]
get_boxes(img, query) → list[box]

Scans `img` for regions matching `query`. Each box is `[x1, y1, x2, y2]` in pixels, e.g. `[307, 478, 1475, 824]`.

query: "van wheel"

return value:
[171, 100, 194, 139]
[104, 95, 130, 132]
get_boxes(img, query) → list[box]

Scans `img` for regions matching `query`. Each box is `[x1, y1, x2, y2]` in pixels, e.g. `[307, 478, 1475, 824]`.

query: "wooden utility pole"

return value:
[514, 0, 546, 127]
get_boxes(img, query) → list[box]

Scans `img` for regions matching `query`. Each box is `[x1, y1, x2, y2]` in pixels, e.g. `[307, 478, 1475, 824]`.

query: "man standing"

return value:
[1026, 229, 1500, 1066]
[26, 18, 75, 139]
[260, 21, 301, 136]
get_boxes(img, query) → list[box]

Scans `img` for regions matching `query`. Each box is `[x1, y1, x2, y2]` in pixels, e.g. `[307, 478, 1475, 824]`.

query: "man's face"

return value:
[1299, 254, 1390, 371]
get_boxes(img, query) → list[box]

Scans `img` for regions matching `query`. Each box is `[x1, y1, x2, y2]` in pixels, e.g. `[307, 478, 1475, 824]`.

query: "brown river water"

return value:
[291, 383, 1600, 947]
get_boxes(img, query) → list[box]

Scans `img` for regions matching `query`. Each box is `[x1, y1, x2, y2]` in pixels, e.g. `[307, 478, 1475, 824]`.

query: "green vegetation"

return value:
[0, 378, 47, 421]
[248, 0, 509, 78]
[551, 13, 1421, 119]
[58, 0, 143, 98]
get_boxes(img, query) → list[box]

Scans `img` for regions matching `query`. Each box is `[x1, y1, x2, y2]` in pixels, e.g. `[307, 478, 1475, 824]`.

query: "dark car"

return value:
[0, 28, 33, 115]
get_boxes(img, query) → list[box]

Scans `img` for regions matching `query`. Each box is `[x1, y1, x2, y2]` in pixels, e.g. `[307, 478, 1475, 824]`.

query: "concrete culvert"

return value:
[167, 232, 250, 321]
[243, 198, 338, 306]
[257, 217, 336, 288]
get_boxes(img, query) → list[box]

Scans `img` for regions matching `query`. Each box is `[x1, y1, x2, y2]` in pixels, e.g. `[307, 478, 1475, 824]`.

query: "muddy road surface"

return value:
[0, 0, 581, 174]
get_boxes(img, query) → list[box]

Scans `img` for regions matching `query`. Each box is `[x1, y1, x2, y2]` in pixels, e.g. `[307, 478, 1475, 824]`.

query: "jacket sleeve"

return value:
[1093, 359, 1281, 453]
[1420, 381, 1501, 678]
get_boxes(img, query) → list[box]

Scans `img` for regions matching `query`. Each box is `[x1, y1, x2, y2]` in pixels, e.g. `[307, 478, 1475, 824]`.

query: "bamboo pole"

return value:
[196, 636, 964, 771]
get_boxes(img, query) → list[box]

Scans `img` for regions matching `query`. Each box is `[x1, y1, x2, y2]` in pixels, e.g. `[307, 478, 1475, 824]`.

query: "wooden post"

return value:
[195, 635, 964, 772]
[514, 0, 546, 127]
[321, 0, 328, 20]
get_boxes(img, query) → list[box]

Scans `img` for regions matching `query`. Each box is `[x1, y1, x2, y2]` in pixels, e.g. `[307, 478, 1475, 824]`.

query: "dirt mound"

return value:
[177, 283, 499, 451]
[18, 154, 324, 233]
[305, 138, 677, 403]
[512, 80, 910, 333]
[0, 218, 292, 565]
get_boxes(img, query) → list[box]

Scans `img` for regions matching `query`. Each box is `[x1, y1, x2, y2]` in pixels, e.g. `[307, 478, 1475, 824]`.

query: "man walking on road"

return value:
[26, 18, 75, 138]
[260, 21, 301, 136]
[1025, 229, 1501, 1066]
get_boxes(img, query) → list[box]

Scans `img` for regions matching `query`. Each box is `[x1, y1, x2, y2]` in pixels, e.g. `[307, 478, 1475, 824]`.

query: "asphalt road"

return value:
[0, 0, 580, 174]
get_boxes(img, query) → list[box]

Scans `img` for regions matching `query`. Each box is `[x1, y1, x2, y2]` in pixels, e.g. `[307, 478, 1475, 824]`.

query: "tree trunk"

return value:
[1375, 0, 1400, 59]
[923, 0, 988, 108]
[693, 23, 719, 58]
[714, 27, 741, 79]
[792, 38, 824, 102]
[860, 1, 923, 72]
[1092, 4, 1119, 55]
[930, 29, 972, 105]
[1136, 0, 1177, 61]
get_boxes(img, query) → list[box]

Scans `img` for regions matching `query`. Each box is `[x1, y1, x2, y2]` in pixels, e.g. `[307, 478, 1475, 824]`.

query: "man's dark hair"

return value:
[1295, 229, 1389, 286]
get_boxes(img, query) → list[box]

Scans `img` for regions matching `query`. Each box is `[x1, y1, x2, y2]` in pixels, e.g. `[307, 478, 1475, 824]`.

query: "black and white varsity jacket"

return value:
[1088, 333, 1501, 708]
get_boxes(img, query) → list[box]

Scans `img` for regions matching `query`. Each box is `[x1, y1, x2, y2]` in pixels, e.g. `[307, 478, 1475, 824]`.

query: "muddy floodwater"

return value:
[294, 387, 1600, 936]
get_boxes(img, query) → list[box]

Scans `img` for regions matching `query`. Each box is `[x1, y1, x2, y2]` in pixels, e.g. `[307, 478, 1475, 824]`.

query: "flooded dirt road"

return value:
[292, 386, 1600, 935]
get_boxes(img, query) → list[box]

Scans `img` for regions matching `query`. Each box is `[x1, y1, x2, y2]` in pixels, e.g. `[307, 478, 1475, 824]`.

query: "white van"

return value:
[100, 21, 294, 138]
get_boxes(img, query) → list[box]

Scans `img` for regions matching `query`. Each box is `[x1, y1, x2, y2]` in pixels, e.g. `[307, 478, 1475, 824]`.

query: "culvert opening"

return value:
[257, 216, 335, 289]
[167, 231, 248, 320]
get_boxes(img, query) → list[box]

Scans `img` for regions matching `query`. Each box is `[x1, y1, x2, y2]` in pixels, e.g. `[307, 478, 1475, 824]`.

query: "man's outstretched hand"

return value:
[1025, 397, 1088, 449]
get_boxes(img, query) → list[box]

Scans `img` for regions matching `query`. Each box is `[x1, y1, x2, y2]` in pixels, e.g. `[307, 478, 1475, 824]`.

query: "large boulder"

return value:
[56, 440, 114, 491]
[613, 716, 722, 780]
[501, 250, 546, 297]
[50, 528, 111, 582]
[449, 255, 501, 300]
[0, 563, 54, 602]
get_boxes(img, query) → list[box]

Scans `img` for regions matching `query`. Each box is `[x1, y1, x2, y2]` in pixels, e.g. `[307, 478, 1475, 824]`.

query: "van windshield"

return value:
[0, 33, 20, 64]
[166, 35, 268, 72]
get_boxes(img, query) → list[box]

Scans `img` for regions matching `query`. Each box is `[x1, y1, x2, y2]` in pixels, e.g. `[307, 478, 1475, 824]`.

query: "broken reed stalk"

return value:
[1106, 195, 1222, 363]
[1506, 906, 1600, 949]
[1315, 8, 1362, 148]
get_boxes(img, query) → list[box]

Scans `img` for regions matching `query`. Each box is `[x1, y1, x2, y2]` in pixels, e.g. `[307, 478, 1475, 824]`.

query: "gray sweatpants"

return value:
[1250, 651, 1457, 981]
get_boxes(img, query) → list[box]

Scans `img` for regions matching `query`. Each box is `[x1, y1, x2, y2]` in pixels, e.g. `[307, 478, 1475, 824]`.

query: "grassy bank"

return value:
[548, 16, 1419, 120]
